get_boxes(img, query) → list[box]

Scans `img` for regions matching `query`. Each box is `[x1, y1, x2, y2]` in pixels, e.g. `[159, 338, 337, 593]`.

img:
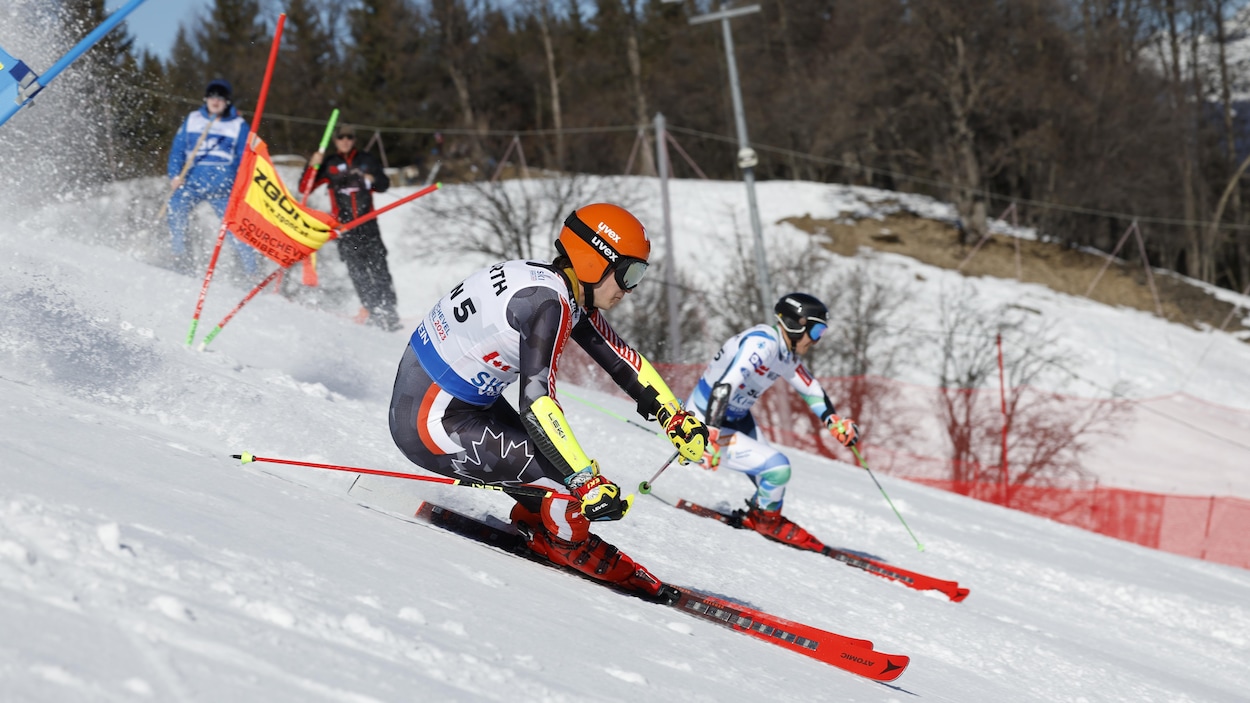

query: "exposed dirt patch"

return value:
[782, 212, 1249, 335]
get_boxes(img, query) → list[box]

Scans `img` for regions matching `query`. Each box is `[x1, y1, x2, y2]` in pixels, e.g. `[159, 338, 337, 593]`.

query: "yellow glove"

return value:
[657, 402, 709, 464]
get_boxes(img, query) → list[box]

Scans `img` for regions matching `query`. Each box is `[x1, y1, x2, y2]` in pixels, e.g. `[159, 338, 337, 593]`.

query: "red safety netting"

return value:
[560, 352, 1250, 570]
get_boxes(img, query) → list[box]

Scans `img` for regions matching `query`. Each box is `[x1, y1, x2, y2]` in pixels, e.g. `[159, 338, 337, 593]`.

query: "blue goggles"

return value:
[807, 322, 827, 342]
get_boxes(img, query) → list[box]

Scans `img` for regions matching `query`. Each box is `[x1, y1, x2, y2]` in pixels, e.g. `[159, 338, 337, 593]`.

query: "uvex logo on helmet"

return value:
[590, 236, 619, 262]
[597, 221, 621, 242]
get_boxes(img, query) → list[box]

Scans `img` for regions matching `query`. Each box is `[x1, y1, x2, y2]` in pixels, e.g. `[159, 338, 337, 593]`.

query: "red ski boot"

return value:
[510, 502, 677, 603]
[737, 504, 826, 551]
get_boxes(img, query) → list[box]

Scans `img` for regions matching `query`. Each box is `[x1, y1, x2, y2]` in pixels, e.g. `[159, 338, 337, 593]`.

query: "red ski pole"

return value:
[638, 451, 681, 494]
[234, 453, 577, 501]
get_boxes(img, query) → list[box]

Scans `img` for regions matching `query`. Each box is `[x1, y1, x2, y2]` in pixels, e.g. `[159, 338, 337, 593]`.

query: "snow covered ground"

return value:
[2, 169, 1250, 701]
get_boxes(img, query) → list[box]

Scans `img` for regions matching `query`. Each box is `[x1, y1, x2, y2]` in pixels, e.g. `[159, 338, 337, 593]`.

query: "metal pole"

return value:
[656, 112, 682, 361]
[0, 0, 152, 127]
[692, 4, 771, 317]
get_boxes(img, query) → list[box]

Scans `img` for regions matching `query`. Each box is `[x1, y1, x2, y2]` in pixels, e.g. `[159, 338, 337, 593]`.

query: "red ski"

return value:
[414, 502, 910, 682]
[674, 498, 970, 603]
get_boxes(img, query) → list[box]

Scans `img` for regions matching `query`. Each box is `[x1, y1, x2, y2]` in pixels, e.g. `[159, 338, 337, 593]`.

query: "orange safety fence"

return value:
[906, 479, 1250, 569]
[560, 353, 1250, 570]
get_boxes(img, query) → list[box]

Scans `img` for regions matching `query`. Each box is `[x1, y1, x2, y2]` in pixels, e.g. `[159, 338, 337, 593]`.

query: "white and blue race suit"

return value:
[687, 323, 838, 511]
[165, 103, 257, 274]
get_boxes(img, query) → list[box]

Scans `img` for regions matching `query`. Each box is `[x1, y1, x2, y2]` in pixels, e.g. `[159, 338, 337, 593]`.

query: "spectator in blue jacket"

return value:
[166, 79, 258, 276]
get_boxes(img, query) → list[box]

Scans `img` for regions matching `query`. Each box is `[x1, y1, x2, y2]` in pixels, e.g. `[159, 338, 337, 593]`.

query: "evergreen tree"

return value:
[270, 0, 339, 155]
[165, 27, 206, 99]
[193, 0, 270, 115]
[123, 50, 181, 177]
[345, 0, 426, 163]
[56, 0, 134, 183]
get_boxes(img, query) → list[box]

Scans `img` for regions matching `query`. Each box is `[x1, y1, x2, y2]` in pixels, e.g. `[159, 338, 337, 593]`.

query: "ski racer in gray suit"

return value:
[389, 203, 708, 600]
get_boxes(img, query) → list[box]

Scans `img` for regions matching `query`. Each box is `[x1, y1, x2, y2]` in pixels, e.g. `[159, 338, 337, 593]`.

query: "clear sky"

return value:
[106, 0, 208, 60]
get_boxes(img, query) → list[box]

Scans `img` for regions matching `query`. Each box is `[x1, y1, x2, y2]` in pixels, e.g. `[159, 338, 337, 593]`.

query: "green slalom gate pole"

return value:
[300, 109, 339, 206]
[849, 445, 925, 551]
[234, 453, 576, 501]
[318, 109, 340, 152]
[562, 391, 662, 436]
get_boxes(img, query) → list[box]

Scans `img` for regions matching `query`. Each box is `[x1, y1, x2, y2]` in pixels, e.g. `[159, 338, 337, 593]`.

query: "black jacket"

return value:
[299, 149, 390, 226]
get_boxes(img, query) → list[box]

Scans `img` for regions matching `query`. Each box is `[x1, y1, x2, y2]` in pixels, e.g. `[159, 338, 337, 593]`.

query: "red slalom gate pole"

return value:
[996, 333, 1009, 505]
[335, 182, 441, 234]
[186, 221, 230, 345]
[197, 267, 285, 350]
[198, 181, 443, 348]
[185, 15, 287, 346]
[248, 14, 285, 135]
[234, 453, 577, 501]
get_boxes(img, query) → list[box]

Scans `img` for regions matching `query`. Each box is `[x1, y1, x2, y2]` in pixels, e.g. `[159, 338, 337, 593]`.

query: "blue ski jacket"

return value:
[166, 103, 250, 196]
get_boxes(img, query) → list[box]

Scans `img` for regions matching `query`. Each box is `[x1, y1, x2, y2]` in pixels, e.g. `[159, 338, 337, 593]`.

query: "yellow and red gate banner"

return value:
[224, 135, 337, 268]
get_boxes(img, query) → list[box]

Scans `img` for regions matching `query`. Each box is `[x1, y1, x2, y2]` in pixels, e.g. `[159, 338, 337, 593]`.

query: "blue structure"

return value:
[0, 0, 150, 128]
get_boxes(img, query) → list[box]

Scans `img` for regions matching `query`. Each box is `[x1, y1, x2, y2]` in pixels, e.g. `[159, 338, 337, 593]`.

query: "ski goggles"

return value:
[614, 258, 649, 290]
[780, 316, 827, 342]
[563, 211, 649, 290]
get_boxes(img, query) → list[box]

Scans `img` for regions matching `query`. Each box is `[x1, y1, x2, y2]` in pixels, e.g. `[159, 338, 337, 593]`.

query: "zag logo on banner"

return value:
[224, 135, 337, 268]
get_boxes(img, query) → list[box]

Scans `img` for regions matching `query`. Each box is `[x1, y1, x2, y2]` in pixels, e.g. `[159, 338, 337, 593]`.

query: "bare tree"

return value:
[416, 174, 644, 261]
[706, 217, 833, 342]
[804, 259, 919, 464]
[430, 0, 488, 166]
[609, 263, 710, 363]
[931, 283, 1129, 496]
[530, 0, 566, 170]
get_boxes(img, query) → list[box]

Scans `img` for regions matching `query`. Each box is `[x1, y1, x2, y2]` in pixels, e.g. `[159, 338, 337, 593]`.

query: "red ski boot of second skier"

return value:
[737, 504, 826, 551]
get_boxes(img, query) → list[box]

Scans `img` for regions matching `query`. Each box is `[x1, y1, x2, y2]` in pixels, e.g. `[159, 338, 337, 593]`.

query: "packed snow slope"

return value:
[2, 176, 1250, 702]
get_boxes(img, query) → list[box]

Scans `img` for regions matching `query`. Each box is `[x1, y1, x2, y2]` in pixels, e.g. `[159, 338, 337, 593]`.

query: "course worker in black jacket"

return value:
[299, 123, 401, 331]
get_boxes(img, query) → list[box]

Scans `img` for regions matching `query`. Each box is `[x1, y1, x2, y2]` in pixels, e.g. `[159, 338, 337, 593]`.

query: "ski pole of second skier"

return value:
[639, 450, 681, 494]
[850, 446, 926, 552]
[233, 452, 577, 501]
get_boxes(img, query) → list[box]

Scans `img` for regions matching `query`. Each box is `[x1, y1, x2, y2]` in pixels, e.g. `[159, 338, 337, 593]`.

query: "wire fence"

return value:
[134, 85, 1250, 234]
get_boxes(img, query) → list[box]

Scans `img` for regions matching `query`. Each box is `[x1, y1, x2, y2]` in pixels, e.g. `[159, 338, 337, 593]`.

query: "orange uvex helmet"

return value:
[556, 203, 650, 287]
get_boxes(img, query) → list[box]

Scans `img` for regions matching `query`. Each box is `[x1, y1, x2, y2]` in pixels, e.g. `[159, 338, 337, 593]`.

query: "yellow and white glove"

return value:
[657, 402, 709, 464]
